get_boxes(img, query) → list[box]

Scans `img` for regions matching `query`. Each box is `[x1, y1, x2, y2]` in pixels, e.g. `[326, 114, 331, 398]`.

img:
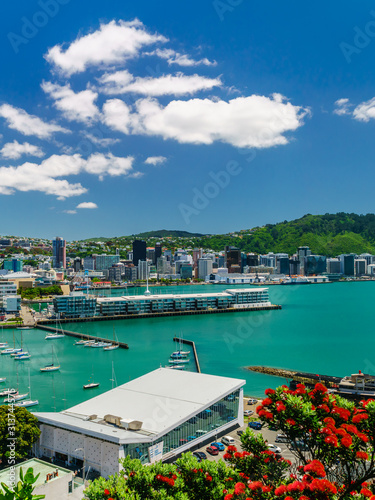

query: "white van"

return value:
[221, 435, 235, 446]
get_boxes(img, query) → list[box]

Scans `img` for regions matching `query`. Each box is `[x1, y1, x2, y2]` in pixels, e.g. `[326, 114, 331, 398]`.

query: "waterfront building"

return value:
[33, 368, 245, 476]
[259, 253, 276, 270]
[298, 246, 311, 274]
[179, 264, 193, 279]
[358, 253, 374, 267]
[108, 265, 122, 282]
[124, 265, 137, 282]
[97, 288, 271, 316]
[155, 243, 162, 264]
[52, 237, 66, 269]
[83, 256, 96, 270]
[95, 254, 120, 271]
[156, 256, 169, 275]
[3, 258, 23, 272]
[138, 260, 150, 280]
[0, 280, 18, 296]
[53, 292, 97, 318]
[132, 240, 146, 266]
[193, 248, 203, 268]
[304, 255, 327, 276]
[0, 294, 21, 314]
[339, 254, 355, 276]
[326, 258, 341, 274]
[246, 253, 259, 267]
[198, 258, 213, 280]
[367, 264, 375, 276]
[225, 246, 241, 273]
[276, 257, 290, 275]
[354, 259, 367, 276]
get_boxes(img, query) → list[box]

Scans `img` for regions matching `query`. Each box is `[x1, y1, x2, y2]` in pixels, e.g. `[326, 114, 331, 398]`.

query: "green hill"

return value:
[134, 229, 206, 238]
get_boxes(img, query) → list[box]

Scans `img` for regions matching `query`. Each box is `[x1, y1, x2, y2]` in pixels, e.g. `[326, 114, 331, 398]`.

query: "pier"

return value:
[36, 324, 129, 349]
[36, 304, 281, 325]
[173, 337, 201, 373]
[248, 366, 342, 387]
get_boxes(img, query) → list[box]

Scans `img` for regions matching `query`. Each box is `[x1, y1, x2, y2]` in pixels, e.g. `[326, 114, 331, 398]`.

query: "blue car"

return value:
[210, 441, 225, 451]
[248, 421, 262, 430]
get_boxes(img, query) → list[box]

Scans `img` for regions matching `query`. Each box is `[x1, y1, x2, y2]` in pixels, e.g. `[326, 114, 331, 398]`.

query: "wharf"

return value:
[248, 366, 342, 387]
[36, 304, 281, 325]
[36, 324, 129, 349]
[173, 337, 201, 374]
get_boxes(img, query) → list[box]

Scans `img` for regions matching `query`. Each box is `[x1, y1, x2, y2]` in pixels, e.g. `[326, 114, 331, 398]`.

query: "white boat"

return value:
[6, 393, 29, 402]
[16, 327, 34, 330]
[83, 382, 100, 389]
[170, 351, 190, 359]
[167, 364, 185, 370]
[15, 354, 31, 360]
[103, 344, 119, 351]
[0, 342, 8, 348]
[40, 346, 60, 372]
[0, 377, 6, 383]
[11, 350, 28, 357]
[91, 342, 112, 348]
[1, 348, 22, 355]
[45, 333, 65, 340]
[0, 388, 18, 397]
[75, 339, 90, 345]
[169, 358, 190, 364]
[15, 399, 39, 408]
[83, 340, 96, 347]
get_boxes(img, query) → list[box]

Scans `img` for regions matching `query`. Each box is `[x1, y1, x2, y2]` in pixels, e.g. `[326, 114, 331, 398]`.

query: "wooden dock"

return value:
[36, 324, 129, 349]
[173, 337, 200, 373]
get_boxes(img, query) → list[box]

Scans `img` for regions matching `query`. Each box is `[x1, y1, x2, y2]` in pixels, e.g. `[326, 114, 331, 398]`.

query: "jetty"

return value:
[174, 337, 201, 374]
[36, 324, 129, 349]
[248, 366, 342, 387]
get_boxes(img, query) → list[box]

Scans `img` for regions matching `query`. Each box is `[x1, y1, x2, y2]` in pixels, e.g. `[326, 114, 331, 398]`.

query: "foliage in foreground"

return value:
[0, 467, 45, 500]
[84, 382, 375, 499]
[0, 407, 41, 463]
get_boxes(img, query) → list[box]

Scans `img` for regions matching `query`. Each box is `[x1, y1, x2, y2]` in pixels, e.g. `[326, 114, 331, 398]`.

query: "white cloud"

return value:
[41, 82, 99, 123]
[45, 20, 167, 76]
[333, 98, 351, 116]
[144, 156, 167, 165]
[0, 140, 45, 160]
[98, 70, 222, 96]
[0, 153, 136, 199]
[0, 104, 69, 139]
[76, 202, 98, 209]
[353, 97, 375, 122]
[63, 209, 77, 214]
[103, 93, 309, 148]
[82, 132, 120, 147]
[147, 48, 216, 67]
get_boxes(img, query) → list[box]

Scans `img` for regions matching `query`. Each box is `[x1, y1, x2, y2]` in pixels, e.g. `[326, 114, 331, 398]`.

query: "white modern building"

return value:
[33, 368, 245, 478]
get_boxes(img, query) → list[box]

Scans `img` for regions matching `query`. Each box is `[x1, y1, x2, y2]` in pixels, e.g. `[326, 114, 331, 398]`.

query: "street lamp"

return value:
[73, 448, 86, 481]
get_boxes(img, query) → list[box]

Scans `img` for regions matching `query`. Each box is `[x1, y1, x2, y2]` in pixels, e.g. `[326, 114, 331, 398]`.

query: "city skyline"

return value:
[1, 1, 375, 239]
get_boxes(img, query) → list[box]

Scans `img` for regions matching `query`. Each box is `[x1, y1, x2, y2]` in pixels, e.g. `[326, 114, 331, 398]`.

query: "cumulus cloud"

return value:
[144, 156, 167, 165]
[147, 48, 216, 67]
[333, 98, 351, 116]
[103, 93, 309, 148]
[0, 104, 69, 139]
[82, 132, 120, 148]
[0, 153, 136, 199]
[98, 70, 222, 96]
[45, 20, 167, 76]
[41, 82, 99, 123]
[0, 140, 45, 160]
[76, 202, 98, 209]
[353, 97, 375, 122]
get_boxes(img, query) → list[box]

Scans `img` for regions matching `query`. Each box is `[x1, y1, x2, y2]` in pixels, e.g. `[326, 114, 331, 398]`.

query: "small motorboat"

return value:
[15, 399, 39, 408]
[83, 382, 100, 389]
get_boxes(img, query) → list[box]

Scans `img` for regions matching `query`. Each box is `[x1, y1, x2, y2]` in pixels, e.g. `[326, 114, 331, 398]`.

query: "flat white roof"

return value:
[97, 288, 268, 303]
[35, 368, 245, 444]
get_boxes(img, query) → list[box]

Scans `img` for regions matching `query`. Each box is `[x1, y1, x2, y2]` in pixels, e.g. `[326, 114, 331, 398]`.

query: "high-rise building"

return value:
[354, 259, 366, 276]
[326, 258, 341, 274]
[3, 259, 23, 272]
[298, 246, 311, 274]
[155, 243, 162, 264]
[304, 255, 327, 276]
[277, 257, 290, 275]
[52, 237, 66, 269]
[225, 246, 241, 274]
[132, 240, 146, 265]
[95, 254, 120, 271]
[124, 265, 137, 282]
[198, 258, 213, 280]
[193, 248, 203, 268]
[247, 254, 259, 267]
[73, 257, 82, 272]
[138, 260, 150, 280]
[289, 258, 300, 275]
[339, 254, 355, 276]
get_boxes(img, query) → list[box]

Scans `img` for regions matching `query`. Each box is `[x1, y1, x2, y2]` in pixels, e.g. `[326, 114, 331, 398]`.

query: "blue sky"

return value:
[1, 1, 375, 240]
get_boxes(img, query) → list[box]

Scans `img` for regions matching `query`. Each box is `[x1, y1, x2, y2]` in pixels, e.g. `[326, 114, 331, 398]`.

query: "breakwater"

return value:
[173, 337, 201, 373]
[36, 304, 281, 325]
[36, 324, 129, 349]
[248, 366, 342, 387]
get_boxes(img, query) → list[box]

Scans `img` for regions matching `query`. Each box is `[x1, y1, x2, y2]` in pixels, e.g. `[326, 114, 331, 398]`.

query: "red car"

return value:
[206, 446, 219, 456]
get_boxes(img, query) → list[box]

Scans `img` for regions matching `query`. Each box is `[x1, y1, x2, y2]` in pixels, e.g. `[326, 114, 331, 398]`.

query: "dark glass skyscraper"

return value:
[132, 240, 146, 265]
[52, 237, 66, 269]
[155, 243, 162, 264]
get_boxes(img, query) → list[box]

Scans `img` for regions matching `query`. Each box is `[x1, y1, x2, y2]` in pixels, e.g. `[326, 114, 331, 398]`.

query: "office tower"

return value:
[326, 258, 341, 274]
[354, 259, 366, 276]
[304, 255, 327, 275]
[155, 243, 162, 264]
[277, 257, 290, 275]
[52, 237, 66, 269]
[132, 240, 146, 265]
[198, 258, 213, 280]
[339, 254, 355, 276]
[225, 246, 241, 273]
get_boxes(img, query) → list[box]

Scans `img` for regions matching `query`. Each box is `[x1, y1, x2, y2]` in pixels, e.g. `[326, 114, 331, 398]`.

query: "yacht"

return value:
[169, 358, 190, 364]
[0, 377, 6, 383]
[0, 388, 18, 397]
[45, 333, 65, 340]
[1, 348, 22, 355]
[91, 342, 112, 348]
[5, 393, 29, 402]
[83, 382, 100, 389]
[40, 363, 60, 372]
[15, 399, 39, 408]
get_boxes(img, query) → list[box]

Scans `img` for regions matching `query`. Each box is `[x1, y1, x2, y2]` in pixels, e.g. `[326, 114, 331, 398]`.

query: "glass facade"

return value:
[54, 295, 97, 318]
[124, 389, 240, 464]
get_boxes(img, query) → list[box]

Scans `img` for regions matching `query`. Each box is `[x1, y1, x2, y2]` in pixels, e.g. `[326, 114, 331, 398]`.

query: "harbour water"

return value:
[1, 281, 374, 412]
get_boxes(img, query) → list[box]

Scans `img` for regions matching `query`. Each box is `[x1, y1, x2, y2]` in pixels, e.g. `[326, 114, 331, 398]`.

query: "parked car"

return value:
[290, 440, 309, 451]
[267, 444, 282, 454]
[275, 433, 290, 443]
[206, 446, 219, 456]
[248, 421, 262, 430]
[221, 436, 235, 446]
[244, 410, 254, 416]
[237, 430, 244, 437]
[247, 398, 258, 405]
[211, 441, 225, 451]
[193, 451, 207, 461]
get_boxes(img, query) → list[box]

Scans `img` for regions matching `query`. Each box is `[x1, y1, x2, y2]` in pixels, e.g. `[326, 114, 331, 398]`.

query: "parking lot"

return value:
[191, 398, 296, 465]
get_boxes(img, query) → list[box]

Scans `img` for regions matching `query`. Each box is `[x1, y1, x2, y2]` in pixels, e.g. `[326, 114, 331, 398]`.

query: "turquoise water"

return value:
[1, 282, 374, 412]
